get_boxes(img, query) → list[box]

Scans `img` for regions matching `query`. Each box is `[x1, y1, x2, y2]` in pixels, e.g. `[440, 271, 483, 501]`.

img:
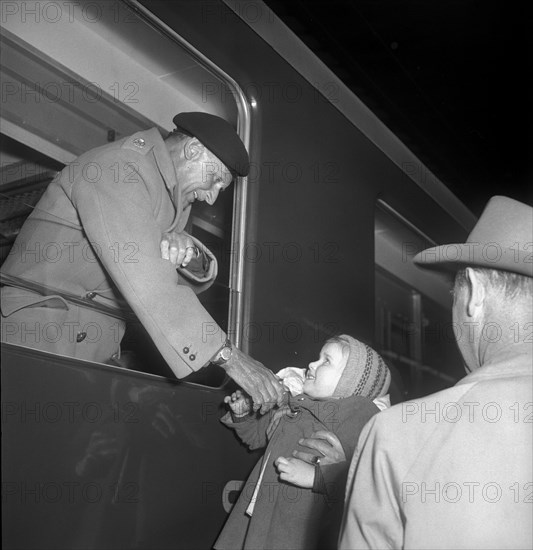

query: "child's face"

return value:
[303, 342, 348, 398]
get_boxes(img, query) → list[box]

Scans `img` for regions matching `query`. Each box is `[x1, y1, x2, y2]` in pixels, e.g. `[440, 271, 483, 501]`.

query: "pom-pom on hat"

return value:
[332, 335, 391, 400]
[172, 112, 250, 177]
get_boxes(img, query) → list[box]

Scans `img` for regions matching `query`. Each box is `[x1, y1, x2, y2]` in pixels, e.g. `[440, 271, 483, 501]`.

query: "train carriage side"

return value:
[143, 0, 470, 390]
[1, 1, 473, 549]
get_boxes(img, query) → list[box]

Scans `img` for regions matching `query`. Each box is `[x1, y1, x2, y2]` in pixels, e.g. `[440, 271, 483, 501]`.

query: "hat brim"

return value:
[414, 244, 533, 277]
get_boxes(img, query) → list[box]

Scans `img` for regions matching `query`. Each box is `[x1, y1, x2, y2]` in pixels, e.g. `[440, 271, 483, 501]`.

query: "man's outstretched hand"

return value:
[220, 347, 284, 414]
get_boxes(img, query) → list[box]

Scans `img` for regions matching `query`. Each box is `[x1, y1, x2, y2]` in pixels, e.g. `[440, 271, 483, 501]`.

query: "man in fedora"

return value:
[1, 112, 284, 412]
[339, 196, 532, 549]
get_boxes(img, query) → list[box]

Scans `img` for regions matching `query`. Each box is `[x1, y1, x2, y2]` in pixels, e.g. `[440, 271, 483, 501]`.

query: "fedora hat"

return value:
[414, 196, 532, 277]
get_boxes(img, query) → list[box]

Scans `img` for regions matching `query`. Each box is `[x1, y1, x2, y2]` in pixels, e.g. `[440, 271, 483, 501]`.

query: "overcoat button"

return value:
[190, 354, 196, 361]
[183, 347, 189, 353]
[76, 332, 87, 343]
[86, 292, 97, 299]
[132, 138, 145, 147]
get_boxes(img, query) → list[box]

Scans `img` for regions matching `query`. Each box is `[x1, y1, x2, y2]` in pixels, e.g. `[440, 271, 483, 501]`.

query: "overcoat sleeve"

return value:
[70, 149, 224, 377]
[338, 414, 403, 550]
[176, 233, 218, 292]
[315, 399, 379, 505]
[220, 409, 275, 450]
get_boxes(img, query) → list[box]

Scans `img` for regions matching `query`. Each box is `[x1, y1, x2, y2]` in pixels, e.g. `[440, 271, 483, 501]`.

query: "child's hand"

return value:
[274, 456, 315, 488]
[224, 390, 251, 417]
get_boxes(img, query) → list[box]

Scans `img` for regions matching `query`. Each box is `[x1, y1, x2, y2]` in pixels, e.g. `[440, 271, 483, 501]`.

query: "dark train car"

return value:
[1, 1, 475, 548]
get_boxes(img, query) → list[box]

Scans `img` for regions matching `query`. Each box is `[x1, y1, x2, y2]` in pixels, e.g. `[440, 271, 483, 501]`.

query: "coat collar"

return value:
[142, 128, 177, 193]
[456, 351, 532, 386]
[145, 127, 191, 233]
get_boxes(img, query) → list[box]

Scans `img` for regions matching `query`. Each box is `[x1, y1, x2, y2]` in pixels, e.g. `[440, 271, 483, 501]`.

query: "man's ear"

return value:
[183, 137, 204, 161]
[465, 267, 486, 317]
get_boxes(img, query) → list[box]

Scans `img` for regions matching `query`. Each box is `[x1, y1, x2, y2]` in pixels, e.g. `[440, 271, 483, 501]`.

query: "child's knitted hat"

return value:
[332, 335, 391, 399]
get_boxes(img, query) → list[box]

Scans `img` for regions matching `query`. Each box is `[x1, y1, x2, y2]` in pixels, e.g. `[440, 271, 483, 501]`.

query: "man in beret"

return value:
[338, 196, 532, 549]
[0, 112, 283, 412]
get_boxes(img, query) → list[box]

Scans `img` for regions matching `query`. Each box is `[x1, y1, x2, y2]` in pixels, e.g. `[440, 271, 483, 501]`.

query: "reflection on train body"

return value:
[3, 344, 261, 549]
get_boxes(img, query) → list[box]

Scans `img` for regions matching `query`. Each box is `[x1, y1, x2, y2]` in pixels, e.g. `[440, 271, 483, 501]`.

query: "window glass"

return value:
[375, 204, 463, 400]
[0, 135, 61, 263]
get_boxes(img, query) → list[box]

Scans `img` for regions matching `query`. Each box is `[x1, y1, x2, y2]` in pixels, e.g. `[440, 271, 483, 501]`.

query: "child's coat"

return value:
[214, 393, 378, 550]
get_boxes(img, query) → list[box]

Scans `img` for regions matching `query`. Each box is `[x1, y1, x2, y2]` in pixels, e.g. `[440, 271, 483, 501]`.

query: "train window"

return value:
[0, 136, 62, 263]
[1, 0, 250, 387]
[375, 203, 464, 400]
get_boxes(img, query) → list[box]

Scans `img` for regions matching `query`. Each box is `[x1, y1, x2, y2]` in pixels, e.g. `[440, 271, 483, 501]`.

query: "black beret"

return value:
[172, 112, 250, 177]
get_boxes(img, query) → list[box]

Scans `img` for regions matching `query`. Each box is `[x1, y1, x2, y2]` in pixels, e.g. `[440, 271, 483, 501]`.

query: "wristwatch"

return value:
[211, 338, 233, 366]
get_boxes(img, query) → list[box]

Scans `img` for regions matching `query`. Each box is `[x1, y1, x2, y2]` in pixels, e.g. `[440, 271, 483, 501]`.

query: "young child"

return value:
[214, 335, 391, 550]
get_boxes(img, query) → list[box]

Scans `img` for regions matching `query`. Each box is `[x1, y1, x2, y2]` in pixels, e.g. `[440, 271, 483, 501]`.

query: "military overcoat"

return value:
[1, 128, 224, 375]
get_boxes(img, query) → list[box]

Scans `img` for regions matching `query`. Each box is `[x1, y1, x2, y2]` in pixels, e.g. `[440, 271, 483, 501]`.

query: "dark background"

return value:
[263, 0, 531, 216]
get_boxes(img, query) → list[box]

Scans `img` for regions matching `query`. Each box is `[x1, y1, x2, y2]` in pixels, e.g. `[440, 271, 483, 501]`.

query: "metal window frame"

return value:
[123, 0, 252, 351]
